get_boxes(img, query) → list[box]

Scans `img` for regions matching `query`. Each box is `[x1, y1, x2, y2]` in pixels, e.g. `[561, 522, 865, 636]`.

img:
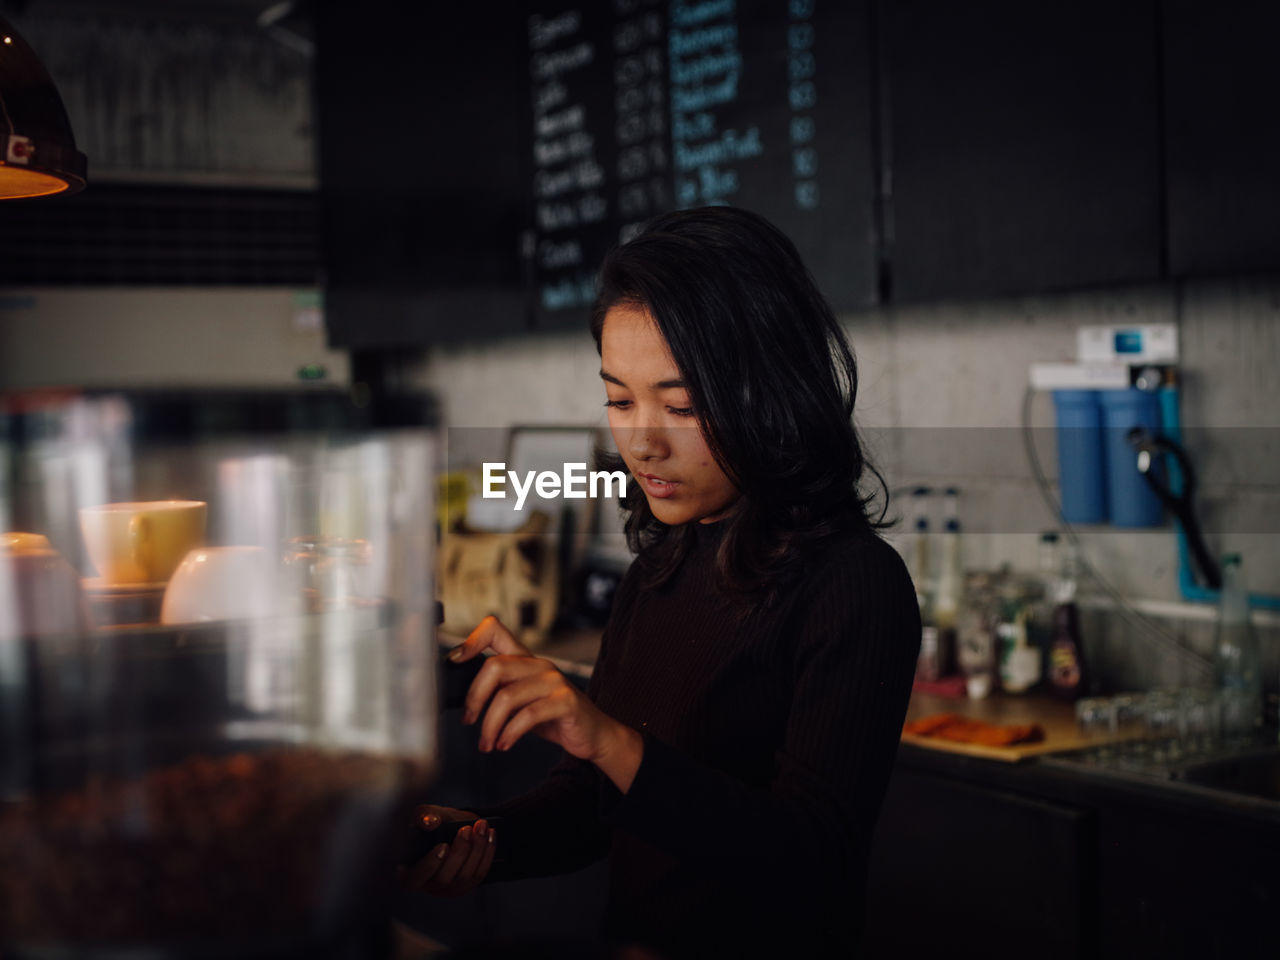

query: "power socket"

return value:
[1078, 324, 1178, 364]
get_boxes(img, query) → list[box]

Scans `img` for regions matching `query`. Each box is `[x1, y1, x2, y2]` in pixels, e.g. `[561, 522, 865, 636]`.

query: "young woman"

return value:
[401, 207, 921, 958]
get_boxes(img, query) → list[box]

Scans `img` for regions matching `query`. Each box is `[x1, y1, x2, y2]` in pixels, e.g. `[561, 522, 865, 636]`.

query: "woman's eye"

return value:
[603, 399, 631, 410]
[667, 406, 695, 418]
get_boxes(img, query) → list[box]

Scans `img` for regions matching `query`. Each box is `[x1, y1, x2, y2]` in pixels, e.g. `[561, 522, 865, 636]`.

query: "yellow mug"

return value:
[79, 500, 207, 584]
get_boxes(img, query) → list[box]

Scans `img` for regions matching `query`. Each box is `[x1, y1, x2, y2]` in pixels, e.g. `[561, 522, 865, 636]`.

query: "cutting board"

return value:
[901, 691, 1133, 763]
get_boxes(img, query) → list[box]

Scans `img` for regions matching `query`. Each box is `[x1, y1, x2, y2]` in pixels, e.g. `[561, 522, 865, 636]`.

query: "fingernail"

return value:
[435, 845, 447, 860]
[421, 813, 440, 829]
[497, 739, 509, 752]
[459, 826, 472, 841]
[488, 830, 496, 845]
[447, 647, 464, 662]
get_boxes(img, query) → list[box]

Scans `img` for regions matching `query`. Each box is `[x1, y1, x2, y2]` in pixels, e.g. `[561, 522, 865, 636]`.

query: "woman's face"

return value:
[600, 302, 739, 525]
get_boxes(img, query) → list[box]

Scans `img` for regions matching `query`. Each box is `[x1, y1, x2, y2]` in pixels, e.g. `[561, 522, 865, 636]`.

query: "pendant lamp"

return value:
[0, 15, 86, 199]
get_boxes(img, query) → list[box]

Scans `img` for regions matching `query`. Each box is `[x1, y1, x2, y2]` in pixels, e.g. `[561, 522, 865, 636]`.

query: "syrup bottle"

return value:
[1047, 541, 1087, 701]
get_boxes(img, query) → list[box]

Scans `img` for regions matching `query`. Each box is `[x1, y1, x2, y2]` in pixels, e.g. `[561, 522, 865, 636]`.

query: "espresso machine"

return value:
[0, 387, 440, 958]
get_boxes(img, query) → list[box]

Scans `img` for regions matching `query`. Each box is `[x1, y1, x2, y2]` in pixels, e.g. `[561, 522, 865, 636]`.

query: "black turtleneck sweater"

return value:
[478, 519, 921, 958]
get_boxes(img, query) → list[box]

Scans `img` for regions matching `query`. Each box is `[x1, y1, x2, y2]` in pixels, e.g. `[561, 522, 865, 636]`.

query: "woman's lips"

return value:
[637, 473, 679, 498]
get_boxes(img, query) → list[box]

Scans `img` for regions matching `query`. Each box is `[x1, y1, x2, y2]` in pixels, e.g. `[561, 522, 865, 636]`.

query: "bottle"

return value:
[997, 569, 1041, 694]
[998, 608, 1038, 694]
[1214, 554, 1261, 740]
[909, 489, 941, 682]
[1046, 540, 1087, 701]
[957, 571, 998, 699]
[906, 487, 933, 611]
[1024, 532, 1060, 675]
[932, 488, 962, 680]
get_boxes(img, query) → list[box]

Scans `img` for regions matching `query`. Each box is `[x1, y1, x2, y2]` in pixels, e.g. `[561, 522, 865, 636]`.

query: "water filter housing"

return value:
[1051, 389, 1107, 525]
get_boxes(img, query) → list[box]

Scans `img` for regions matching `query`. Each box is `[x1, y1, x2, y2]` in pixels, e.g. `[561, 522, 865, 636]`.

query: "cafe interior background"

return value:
[0, 0, 1277, 957]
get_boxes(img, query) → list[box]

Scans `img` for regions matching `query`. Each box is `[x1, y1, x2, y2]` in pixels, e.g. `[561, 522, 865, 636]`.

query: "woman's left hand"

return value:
[452, 616, 631, 768]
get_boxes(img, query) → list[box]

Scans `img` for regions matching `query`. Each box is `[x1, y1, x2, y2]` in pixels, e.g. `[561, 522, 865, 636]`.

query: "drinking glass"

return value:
[1144, 690, 1182, 765]
[1111, 693, 1148, 763]
[1179, 688, 1220, 758]
[1076, 696, 1116, 759]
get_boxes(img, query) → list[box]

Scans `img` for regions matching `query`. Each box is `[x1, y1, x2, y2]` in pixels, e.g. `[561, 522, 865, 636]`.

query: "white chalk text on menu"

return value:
[529, 0, 870, 315]
[614, 0, 670, 245]
[530, 8, 606, 311]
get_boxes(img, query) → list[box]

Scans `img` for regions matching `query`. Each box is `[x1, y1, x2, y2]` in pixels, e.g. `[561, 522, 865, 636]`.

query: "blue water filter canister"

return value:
[1099, 388, 1164, 527]
[1051, 390, 1107, 525]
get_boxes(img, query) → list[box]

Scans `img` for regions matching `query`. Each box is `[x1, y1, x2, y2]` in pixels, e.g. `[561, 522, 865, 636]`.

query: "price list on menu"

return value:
[527, 0, 877, 322]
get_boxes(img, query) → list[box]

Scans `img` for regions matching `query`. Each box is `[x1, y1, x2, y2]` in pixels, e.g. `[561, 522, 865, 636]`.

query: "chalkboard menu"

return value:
[527, 0, 878, 327]
[318, 0, 877, 348]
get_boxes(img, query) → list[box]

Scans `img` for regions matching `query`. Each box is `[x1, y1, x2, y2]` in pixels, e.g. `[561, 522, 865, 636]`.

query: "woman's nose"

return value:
[625, 420, 668, 461]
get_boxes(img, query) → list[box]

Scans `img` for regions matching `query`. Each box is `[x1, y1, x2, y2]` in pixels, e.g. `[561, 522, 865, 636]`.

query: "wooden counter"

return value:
[902, 689, 1133, 762]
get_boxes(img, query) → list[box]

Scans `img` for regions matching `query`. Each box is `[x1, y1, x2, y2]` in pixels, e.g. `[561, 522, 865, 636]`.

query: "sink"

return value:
[1174, 747, 1280, 802]
[1040, 739, 1280, 808]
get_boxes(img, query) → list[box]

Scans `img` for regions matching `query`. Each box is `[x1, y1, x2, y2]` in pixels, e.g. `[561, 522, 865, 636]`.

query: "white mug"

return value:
[160, 546, 298, 624]
[0, 536, 89, 638]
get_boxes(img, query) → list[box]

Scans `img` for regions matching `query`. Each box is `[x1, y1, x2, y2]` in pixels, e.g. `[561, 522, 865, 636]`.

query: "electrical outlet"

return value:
[1078, 323, 1178, 364]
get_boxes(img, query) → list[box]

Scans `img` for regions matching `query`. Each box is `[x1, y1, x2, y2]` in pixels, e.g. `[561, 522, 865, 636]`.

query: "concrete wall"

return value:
[417, 277, 1279, 589]
[414, 275, 1280, 694]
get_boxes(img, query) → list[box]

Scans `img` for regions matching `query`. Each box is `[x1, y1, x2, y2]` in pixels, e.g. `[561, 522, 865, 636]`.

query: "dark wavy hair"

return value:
[590, 206, 890, 610]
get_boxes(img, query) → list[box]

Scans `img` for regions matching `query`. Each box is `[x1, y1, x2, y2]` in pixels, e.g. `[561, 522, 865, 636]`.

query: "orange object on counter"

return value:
[903, 712, 1045, 747]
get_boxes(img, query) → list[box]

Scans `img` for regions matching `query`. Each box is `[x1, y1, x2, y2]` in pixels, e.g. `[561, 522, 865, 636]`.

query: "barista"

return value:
[400, 207, 921, 958]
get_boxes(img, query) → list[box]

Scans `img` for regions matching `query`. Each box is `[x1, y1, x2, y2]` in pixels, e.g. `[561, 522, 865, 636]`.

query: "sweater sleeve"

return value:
[596, 536, 921, 879]
[474, 755, 609, 882]
[474, 566, 641, 883]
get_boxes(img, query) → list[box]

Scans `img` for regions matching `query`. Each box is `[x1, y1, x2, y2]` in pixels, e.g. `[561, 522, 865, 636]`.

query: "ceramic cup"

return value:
[1, 531, 51, 553]
[161, 545, 298, 624]
[0, 534, 89, 637]
[79, 500, 207, 584]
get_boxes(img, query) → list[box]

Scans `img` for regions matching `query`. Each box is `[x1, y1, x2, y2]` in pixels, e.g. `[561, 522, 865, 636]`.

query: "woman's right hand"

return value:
[397, 804, 498, 897]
